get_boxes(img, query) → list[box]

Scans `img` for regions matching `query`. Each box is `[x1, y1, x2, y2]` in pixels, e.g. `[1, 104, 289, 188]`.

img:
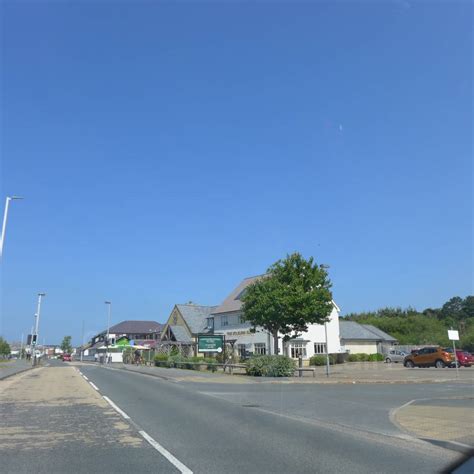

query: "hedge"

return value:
[309, 355, 337, 366]
[246, 355, 296, 377]
[347, 353, 384, 362]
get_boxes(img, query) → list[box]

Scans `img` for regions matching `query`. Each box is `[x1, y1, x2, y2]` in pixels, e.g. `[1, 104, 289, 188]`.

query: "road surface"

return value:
[0, 361, 471, 473]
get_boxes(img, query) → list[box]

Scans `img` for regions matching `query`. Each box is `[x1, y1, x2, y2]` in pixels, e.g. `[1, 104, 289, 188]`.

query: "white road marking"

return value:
[103, 395, 130, 420]
[139, 430, 193, 474]
[82, 375, 89, 381]
[89, 381, 99, 391]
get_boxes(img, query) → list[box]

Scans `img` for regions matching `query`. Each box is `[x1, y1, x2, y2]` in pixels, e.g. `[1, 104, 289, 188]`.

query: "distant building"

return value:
[339, 321, 397, 354]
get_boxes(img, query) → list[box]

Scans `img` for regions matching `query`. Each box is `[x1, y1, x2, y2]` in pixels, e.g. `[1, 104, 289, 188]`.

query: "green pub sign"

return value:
[198, 335, 224, 353]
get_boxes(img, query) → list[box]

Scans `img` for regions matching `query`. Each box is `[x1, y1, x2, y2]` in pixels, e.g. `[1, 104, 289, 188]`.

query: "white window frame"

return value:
[290, 343, 307, 359]
[314, 343, 327, 355]
[254, 343, 266, 355]
[221, 315, 228, 327]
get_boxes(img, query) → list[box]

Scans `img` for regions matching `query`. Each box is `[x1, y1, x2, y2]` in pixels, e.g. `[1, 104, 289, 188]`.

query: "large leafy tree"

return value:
[60, 336, 73, 354]
[241, 253, 333, 354]
[0, 337, 11, 357]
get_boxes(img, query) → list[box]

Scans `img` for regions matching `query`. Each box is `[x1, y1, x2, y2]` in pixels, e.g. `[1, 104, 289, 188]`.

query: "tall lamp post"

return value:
[105, 301, 111, 363]
[32, 292, 46, 366]
[0, 196, 23, 260]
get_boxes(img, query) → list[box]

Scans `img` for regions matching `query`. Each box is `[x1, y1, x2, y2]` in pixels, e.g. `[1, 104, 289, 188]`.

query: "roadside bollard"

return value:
[299, 356, 303, 377]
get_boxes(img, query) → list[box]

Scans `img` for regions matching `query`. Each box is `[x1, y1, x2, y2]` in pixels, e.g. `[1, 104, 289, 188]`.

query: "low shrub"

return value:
[246, 355, 296, 377]
[154, 353, 168, 367]
[309, 355, 326, 366]
[368, 353, 384, 362]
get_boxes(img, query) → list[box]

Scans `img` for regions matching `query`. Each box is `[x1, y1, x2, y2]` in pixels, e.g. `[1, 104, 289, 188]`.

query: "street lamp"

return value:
[0, 196, 23, 259]
[32, 292, 46, 366]
[105, 301, 111, 363]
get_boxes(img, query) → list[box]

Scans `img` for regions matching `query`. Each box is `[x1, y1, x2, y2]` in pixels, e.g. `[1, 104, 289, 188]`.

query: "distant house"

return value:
[160, 304, 217, 347]
[339, 321, 397, 354]
[86, 320, 163, 360]
[211, 275, 342, 360]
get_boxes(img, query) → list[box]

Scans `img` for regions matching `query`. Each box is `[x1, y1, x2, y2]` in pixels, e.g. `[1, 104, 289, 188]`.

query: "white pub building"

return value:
[211, 275, 341, 360]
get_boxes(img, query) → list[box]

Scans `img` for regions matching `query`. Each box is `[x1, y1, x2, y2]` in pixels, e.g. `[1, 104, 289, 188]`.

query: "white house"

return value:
[211, 275, 341, 360]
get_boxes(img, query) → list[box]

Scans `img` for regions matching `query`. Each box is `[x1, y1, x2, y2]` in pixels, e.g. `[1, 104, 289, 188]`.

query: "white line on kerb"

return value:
[82, 375, 89, 381]
[139, 430, 193, 474]
[89, 381, 99, 391]
[103, 396, 130, 420]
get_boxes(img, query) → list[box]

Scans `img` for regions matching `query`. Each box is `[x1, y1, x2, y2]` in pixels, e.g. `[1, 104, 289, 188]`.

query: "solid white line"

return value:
[139, 430, 193, 474]
[89, 381, 99, 391]
[82, 375, 89, 381]
[103, 396, 130, 420]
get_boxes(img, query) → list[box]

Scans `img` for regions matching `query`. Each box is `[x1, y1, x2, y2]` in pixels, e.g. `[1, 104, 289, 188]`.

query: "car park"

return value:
[384, 349, 407, 363]
[403, 346, 454, 368]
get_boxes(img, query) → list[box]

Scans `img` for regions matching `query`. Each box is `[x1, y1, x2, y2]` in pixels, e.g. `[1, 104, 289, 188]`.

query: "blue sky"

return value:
[1, 1, 472, 344]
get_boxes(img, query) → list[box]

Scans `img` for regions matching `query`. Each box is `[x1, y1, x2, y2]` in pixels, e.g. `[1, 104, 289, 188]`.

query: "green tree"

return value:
[0, 337, 11, 357]
[60, 336, 73, 354]
[242, 253, 333, 354]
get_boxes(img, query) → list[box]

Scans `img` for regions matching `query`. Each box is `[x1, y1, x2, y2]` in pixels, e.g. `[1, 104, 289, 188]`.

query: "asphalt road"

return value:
[77, 363, 468, 474]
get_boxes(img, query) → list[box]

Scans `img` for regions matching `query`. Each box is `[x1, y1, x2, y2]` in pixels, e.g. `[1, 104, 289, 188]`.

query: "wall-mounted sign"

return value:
[198, 335, 224, 353]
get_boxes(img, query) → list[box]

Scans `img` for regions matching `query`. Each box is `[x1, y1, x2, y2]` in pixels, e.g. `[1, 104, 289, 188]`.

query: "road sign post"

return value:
[448, 329, 460, 378]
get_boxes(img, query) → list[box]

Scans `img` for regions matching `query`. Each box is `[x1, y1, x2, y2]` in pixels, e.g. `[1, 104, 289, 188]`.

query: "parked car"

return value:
[62, 354, 72, 362]
[443, 348, 474, 367]
[384, 349, 408, 363]
[403, 346, 454, 368]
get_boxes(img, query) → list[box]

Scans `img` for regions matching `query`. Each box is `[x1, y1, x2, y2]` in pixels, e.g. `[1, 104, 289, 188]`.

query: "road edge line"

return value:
[89, 381, 99, 391]
[103, 395, 130, 420]
[139, 430, 193, 474]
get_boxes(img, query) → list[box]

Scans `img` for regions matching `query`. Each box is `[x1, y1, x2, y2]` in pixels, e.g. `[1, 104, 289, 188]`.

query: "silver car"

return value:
[384, 349, 407, 363]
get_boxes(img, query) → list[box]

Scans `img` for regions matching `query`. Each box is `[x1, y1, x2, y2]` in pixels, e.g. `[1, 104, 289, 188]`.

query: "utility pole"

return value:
[0, 196, 23, 260]
[80, 320, 85, 362]
[32, 293, 46, 366]
[324, 322, 330, 377]
[20, 333, 24, 359]
[105, 301, 111, 364]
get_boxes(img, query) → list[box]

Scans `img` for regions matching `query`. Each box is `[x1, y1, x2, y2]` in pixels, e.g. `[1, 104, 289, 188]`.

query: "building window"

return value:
[314, 343, 327, 354]
[290, 343, 307, 358]
[221, 315, 228, 327]
[237, 344, 247, 358]
[237, 314, 245, 324]
[254, 343, 266, 355]
[206, 318, 214, 330]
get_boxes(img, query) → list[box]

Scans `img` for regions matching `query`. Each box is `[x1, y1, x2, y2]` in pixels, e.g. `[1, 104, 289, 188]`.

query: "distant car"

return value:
[384, 349, 408, 363]
[62, 354, 72, 362]
[403, 347, 454, 368]
[443, 348, 474, 368]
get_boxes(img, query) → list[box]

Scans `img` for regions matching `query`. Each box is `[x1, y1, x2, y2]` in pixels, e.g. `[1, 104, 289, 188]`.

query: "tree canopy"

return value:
[0, 337, 11, 357]
[60, 336, 73, 354]
[344, 295, 474, 352]
[242, 253, 334, 354]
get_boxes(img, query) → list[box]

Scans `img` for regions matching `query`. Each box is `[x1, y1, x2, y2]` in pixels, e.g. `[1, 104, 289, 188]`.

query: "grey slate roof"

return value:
[169, 325, 193, 343]
[109, 320, 162, 334]
[212, 275, 265, 315]
[176, 304, 218, 334]
[339, 320, 397, 342]
[361, 324, 397, 342]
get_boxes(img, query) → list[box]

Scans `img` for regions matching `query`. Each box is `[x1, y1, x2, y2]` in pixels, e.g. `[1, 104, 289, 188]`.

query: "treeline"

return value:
[344, 296, 474, 352]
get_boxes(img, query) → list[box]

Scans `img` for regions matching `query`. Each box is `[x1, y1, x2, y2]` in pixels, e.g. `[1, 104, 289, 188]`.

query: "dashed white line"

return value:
[103, 395, 130, 420]
[89, 381, 99, 391]
[139, 430, 193, 474]
[82, 374, 89, 381]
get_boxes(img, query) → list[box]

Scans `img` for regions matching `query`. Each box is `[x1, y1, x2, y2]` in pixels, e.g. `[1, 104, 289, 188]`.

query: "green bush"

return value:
[154, 353, 168, 367]
[368, 353, 384, 361]
[167, 354, 185, 368]
[309, 355, 326, 366]
[246, 355, 296, 377]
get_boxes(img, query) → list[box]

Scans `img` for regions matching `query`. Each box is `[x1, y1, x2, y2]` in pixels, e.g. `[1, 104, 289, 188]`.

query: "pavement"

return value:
[0, 359, 36, 380]
[1, 361, 472, 473]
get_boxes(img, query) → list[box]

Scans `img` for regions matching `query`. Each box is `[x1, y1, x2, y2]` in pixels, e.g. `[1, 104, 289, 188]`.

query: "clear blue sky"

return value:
[1, 1, 472, 345]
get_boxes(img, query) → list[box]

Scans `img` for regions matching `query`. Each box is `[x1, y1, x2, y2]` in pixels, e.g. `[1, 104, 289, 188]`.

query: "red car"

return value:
[444, 348, 473, 367]
[62, 354, 72, 362]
